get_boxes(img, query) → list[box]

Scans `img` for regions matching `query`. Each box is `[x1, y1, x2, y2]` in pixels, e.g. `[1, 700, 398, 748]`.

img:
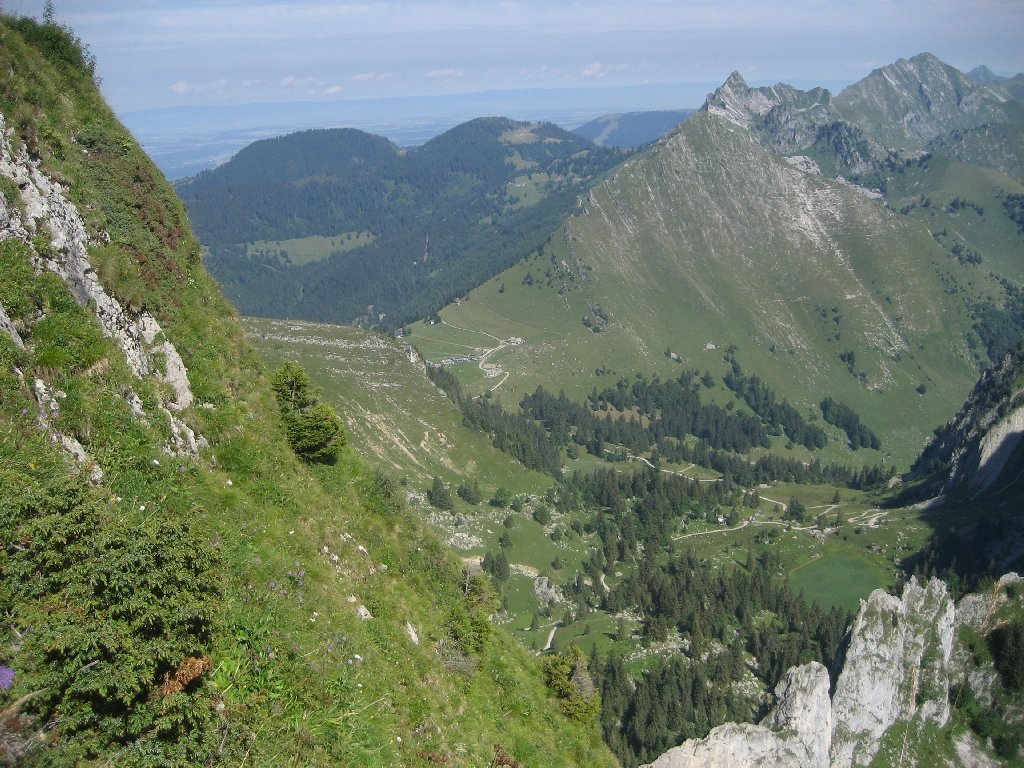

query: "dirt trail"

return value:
[490, 371, 510, 391]
[543, 626, 557, 651]
[673, 517, 814, 541]
[440, 318, 502, 343]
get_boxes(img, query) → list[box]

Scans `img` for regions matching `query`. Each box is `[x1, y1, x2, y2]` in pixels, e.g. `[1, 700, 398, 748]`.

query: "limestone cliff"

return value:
[644, 663, 832, 768]
[641, 577, 993, 768]
[0, 113, 204, 463]
[914, 344, 1024, 498]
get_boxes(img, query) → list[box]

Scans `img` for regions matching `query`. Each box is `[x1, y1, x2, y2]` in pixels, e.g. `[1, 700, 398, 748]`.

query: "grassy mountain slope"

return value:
[240, 317, 554, 496]
[571, 110, 695, 148]
[178, 119, 628, 329]
[927, 122, 1024, 186]
[850, 152, 1024, 283]
[0, 17, 614, 767]
[411, 110, 985, 469]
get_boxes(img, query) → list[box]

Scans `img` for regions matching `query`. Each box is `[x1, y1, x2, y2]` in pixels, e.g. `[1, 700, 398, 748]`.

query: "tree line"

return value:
[430, 363, 895, 491]
[589, 550, 850, 766]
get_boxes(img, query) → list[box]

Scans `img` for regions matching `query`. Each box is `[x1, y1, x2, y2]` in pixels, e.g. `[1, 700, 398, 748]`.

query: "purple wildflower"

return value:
[268, 581, 276, 589]
[0, 667, 13, 690]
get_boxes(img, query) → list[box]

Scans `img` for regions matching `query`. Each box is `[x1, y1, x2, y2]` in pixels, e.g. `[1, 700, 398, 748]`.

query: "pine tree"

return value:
[270, 361, 346, 461]
[427, 475, 453, 511]
[492, 550, 510, 581]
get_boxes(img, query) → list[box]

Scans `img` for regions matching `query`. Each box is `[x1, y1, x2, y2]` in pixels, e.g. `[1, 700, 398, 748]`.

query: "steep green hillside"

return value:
[928, 122, 1024, 186]
[411, 110, 986, 469]
[178, 119, 628, 329]
[0, 17, 615, 767]
[571, 110, 695, 148]
[849, 152, 1024, 283]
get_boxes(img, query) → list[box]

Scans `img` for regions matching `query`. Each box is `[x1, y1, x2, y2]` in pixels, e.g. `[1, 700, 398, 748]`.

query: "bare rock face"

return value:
[0, 114, 203, 459]
[642, 662, 832, 768]
[0, 300, 24, 349]
[643, 576, 963, 768]
[830, 578, 955, 767]
[915, 346, 1024, 497]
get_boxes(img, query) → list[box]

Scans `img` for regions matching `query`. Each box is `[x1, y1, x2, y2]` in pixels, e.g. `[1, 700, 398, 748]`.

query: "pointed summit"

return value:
[966, 64, 1005, 85]
[724, 70, 747, 89]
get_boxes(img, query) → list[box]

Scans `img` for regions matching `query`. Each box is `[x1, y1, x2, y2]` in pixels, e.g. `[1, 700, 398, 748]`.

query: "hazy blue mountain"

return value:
[967, 64, 1007, 84]
[571, 109, 695, 148]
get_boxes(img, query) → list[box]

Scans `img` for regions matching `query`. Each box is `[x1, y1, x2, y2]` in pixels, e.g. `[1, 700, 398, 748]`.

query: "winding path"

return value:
[543, 626, 557, 651]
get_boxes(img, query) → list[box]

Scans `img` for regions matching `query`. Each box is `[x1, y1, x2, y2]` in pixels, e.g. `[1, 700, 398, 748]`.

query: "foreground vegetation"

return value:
[0, 16, 614, 766]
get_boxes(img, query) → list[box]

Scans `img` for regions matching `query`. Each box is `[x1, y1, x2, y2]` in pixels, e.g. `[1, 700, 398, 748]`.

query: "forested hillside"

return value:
[0, 17, 616, 766]
[177, 120, 627, 329]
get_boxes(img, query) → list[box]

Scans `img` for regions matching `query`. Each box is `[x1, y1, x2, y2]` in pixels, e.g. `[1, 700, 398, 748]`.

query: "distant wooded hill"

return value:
[177, 119, 627, 328]
[571, 109, 695, 148]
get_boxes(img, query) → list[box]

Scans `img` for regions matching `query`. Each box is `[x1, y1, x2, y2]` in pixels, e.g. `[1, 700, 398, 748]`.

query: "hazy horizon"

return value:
[6, 0, 1021, 114]
[11, 0, 1021, 178]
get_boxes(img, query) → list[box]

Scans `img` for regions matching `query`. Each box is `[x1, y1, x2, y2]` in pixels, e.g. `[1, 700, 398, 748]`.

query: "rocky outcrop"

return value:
[30, 376, 103, 483]
[644, 662, 832, 768]
[914, 346, 1024, 496]
[703, 72, 844, 154]
[0, 300, 24, 349]
[830, 578, 955, 768]
[643, 578, 959, 768]
[0, 113, 203, 460]
[701, 72, 886, 174]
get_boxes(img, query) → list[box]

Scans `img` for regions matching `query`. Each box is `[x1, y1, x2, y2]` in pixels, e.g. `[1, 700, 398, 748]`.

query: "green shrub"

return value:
[270, 360, 346, 461]
[540, 646, 601, 724]
[0, 470, 220, 762]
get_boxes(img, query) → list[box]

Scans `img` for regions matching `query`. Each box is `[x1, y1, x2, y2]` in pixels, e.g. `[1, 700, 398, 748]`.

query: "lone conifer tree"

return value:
[270, 360, 346, 461]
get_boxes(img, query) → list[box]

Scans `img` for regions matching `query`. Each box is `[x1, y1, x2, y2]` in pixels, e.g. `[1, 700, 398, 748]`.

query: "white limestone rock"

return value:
[32, 377, 103, 483]
[0, 300, 25, 349]
[642, 662, 832, 768]
[829, 578, 955, 768]
[0, 113, 204, 457]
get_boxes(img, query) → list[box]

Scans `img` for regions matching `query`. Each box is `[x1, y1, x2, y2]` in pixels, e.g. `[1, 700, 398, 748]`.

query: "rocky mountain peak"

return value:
[724, 70, 748, 89]
[834, 52, 1012, 147]
[967, 64, 1006, 85]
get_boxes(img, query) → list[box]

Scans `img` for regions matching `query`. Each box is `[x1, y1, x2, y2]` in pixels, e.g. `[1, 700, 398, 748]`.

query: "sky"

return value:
[7, 0, 1024, 114]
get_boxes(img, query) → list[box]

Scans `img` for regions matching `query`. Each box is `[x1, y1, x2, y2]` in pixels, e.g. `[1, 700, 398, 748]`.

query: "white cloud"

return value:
[281, 75, 296, 86]
[324, 85, 342, 94]
[171, 80, 192, 93]
[424, 68, 464, 78]
[582, 62, 604, 77]
[349, 72, 375, 81]
[195, 78, 227, 92]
